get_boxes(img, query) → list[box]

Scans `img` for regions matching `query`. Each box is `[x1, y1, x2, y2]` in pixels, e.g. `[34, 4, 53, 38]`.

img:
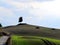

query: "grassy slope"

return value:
[2, 24, 60, 39]
[12, 35, 60, 45]
[1, 24, 60, 45]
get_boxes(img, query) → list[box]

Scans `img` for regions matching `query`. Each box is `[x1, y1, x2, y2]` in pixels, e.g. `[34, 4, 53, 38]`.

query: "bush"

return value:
[51, 28, 55, 30]
[36, 27, 39, 29]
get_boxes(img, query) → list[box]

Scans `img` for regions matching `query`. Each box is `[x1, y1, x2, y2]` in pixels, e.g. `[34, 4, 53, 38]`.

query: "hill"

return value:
[1, 23, 60, 39]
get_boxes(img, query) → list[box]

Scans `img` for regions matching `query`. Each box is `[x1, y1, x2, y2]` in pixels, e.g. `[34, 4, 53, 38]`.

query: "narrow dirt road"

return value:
[0, 36, 9, 45]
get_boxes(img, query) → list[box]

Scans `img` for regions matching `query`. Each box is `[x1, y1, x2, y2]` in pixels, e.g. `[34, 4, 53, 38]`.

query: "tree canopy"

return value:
[19, 17, 23, 22]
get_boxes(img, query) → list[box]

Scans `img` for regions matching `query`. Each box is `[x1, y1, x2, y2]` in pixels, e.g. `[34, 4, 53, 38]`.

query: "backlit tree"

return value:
[19, 17, 23, 23]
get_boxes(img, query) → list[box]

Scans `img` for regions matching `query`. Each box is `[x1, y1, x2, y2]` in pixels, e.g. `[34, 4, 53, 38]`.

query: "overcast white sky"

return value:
[0, 0, 60, 28]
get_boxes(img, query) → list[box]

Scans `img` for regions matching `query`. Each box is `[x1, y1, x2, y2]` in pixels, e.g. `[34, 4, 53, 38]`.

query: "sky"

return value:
[0, 0, 60, 29]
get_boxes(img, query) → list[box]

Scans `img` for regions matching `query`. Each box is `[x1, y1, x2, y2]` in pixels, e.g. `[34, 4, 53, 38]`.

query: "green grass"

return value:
[40, 37, 60, 45]
[12, 35, 60, 45]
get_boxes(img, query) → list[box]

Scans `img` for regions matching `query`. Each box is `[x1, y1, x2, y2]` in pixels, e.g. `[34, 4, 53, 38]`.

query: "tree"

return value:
[19, 17, 23, 23]
[0, 23, 2, 32]
[0, 23, 2, 27]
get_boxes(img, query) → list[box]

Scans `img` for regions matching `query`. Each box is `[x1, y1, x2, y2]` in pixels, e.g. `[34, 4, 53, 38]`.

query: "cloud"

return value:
[0, 0, 60, 28]
[13, 0, 53, 2]
[0, 0, 59, 18]
[0, 0, 53, 10]
[2, 0, 60, 20]
[0, 7, 17, 26]
[0, 7, 14, 17]
[29, 0, 60, 18]
[7, 0, 58, 18]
